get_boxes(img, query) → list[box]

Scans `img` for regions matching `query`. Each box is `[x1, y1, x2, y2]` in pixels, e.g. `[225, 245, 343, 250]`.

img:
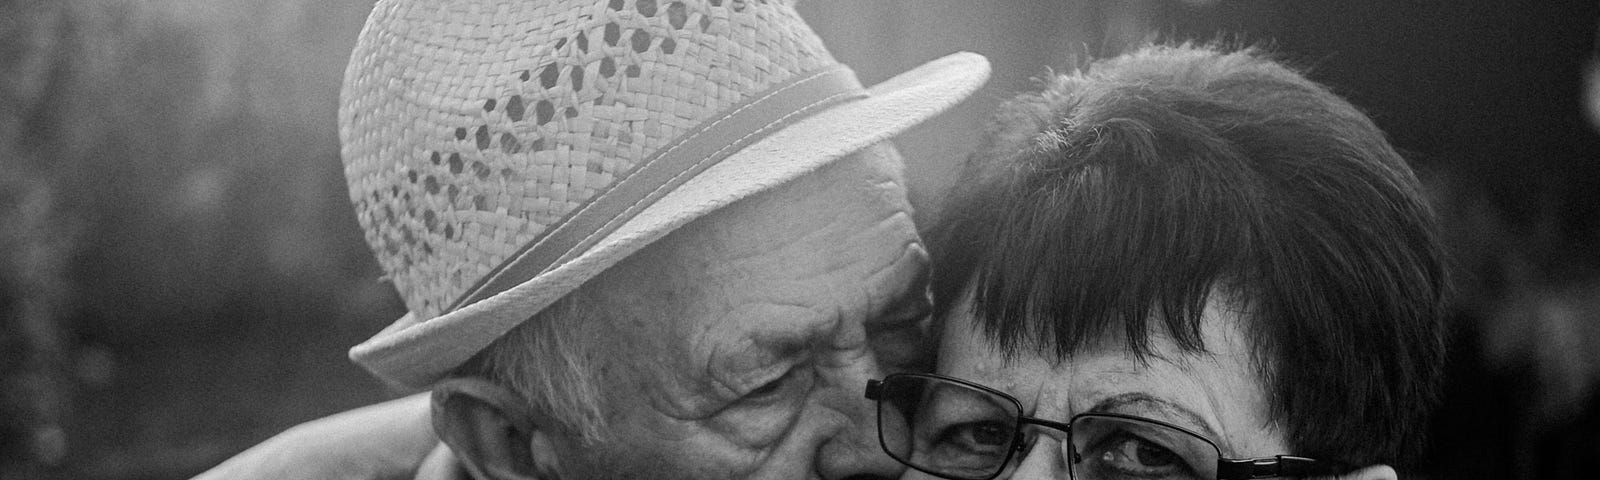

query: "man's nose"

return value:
[814, 358, 905, 480]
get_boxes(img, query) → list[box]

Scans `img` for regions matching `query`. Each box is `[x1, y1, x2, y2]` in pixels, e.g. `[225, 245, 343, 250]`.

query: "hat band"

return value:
[449, 64, 868, 312]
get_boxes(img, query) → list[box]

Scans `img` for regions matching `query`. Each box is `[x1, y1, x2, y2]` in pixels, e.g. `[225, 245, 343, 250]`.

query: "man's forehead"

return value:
[585, 145, 921, 334]
[579, 145, 929, 413]
[599, 147, 912, 283]
[698, 146, 911, 248]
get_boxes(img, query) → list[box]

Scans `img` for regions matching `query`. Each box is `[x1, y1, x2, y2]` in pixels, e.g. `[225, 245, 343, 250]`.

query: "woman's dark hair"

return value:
[928, 44, 1448, 468]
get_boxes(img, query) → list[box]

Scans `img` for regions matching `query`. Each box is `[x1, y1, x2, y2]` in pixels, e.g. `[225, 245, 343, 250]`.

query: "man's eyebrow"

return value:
[1085, 392, 1225, 450]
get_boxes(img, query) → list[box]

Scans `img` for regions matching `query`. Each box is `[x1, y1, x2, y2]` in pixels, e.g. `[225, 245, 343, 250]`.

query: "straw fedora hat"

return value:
[340, 0, 989, 388]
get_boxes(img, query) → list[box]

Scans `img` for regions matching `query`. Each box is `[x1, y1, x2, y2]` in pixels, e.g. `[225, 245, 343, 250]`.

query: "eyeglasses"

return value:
[865, 373, 1341, 480]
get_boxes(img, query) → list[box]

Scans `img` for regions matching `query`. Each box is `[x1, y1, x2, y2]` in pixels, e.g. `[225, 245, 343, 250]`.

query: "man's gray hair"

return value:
[453, 290, 609, 443]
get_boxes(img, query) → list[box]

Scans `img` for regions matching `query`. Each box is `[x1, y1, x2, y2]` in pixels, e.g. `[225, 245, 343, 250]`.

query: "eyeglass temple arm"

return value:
[864, 379, 882, 400]
[1217, 455, 1332, 480]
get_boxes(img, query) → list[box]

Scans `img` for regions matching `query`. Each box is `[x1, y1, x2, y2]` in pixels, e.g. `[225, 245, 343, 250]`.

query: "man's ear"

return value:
[1327, 464, 1399, 480]
[431, 378, 564, 480]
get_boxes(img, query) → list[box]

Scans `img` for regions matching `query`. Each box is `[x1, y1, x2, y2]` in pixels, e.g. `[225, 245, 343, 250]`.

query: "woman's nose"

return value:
[1006, 436, 1069, 480]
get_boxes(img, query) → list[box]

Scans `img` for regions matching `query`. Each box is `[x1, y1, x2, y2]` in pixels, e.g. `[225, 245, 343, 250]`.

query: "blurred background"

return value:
[1, 0, 1596, 478]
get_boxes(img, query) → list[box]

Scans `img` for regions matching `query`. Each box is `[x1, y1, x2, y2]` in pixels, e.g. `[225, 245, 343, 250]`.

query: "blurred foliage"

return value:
[3, 1, 75, 478]
[1, 150, 74, 478]
[3, 0, 406, 478]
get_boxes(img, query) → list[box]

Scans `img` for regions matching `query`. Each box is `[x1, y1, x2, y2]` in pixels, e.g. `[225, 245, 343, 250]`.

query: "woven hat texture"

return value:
[340, 0, 841, 319]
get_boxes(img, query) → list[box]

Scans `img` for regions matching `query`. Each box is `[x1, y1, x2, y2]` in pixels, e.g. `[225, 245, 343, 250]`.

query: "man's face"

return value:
[561, 143, 933, 479]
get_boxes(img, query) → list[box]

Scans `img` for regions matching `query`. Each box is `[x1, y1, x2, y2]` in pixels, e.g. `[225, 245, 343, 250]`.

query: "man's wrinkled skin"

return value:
[194, 143, 936, 480]
[437, 144, 935, 480]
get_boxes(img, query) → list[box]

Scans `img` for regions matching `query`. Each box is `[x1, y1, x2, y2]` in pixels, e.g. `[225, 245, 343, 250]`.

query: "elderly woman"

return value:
[867, 44, 1448, 480]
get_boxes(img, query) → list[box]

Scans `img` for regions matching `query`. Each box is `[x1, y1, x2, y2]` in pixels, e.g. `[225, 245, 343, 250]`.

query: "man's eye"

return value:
[741, 367, 808, 403]
[747, 375, 785, 398]
[711, 365, 814, 449]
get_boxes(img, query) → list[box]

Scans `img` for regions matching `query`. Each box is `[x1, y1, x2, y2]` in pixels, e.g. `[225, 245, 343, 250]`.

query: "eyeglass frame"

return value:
[864, 373, 1343, 480]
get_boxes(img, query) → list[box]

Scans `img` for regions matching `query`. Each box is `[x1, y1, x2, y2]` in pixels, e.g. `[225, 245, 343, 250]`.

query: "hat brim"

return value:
[351, 52, 991, 388]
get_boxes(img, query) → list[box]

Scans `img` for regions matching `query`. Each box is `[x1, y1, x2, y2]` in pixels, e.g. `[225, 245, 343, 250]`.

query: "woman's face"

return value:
[902, 288, 1290, 480]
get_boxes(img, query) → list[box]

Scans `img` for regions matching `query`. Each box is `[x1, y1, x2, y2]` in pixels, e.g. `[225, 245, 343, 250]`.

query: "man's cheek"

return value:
[598, 405, 809, 479]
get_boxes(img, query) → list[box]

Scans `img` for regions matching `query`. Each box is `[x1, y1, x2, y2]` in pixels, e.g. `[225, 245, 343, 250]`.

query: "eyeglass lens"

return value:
[1068, 415, 1220, 480]
[876, 375, 1226, 480]
[876, 375, 1021, 480]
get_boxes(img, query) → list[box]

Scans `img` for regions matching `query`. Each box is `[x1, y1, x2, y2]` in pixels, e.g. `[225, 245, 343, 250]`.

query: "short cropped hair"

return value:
[928, 44, 1448, 467]
[455, 290, 609, 443]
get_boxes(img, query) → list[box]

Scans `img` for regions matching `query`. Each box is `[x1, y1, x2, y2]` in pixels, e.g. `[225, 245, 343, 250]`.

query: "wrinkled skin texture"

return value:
[192, 145, 932, 480]
[537, 144, 934, 480]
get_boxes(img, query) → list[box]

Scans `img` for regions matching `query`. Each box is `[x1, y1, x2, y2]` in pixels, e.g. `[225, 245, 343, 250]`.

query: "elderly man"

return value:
[196, 0, 988, 479]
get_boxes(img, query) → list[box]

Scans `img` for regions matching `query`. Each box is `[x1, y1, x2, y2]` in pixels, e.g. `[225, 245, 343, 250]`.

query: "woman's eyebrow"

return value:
[1085, 392, 1224, 447]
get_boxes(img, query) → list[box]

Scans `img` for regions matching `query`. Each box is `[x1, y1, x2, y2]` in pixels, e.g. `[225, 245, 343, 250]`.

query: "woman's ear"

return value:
[1330, 464, 1399, 480]
[431, 378, 564, 480]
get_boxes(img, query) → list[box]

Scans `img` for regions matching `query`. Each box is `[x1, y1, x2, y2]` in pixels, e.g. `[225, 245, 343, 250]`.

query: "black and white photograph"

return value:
[2, 1, 1597, 479]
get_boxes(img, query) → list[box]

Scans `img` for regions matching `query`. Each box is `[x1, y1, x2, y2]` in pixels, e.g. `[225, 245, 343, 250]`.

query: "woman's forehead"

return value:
[936, 288, 1284, 455]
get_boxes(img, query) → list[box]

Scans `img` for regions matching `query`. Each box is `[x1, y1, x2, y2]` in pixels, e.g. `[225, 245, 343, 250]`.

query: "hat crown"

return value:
[340, 0, 840, 318]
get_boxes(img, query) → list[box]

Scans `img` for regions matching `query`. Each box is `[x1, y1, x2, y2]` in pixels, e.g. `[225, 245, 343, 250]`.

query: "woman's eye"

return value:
[1112, 437, 1181, 467]
[1082, 432, 1196, 479]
